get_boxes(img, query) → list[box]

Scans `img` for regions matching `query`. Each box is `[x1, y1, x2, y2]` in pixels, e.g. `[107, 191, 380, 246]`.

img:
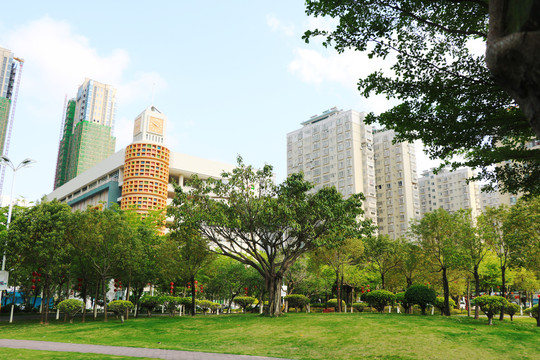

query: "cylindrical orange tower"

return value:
[121, 142, 170, 213]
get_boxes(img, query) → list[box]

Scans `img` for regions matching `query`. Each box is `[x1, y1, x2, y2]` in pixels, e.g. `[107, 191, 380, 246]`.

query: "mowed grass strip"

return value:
[0, 313, 538, 360]
[0, 347, 143, 360]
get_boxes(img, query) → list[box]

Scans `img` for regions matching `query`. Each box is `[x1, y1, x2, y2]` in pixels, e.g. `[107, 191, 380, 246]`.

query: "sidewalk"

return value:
[0, 339, 290, 360]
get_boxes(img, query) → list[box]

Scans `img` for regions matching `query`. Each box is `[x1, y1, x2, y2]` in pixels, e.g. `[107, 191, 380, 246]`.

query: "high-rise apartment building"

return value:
[418, 167, 482, 219]
[54, 79, 117, 189]
[287, 108, 378, 223]
[373, 129, 420, 238]
[0, 46, 24, 196]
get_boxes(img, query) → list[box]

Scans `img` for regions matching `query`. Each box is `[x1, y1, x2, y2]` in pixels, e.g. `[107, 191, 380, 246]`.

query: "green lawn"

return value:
[0, 313, 538, 360]
[0, 348, 141, 360]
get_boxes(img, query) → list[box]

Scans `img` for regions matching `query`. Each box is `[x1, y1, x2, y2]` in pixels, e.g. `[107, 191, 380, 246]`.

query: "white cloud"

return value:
[266, 15, 295, 37]
[4, 16, 166, 123]
[289, 48, 391, 89]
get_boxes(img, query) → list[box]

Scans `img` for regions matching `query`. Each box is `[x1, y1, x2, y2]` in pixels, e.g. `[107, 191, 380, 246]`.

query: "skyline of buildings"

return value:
[53, 78, 117, 189]
[47, 105, 236, 215]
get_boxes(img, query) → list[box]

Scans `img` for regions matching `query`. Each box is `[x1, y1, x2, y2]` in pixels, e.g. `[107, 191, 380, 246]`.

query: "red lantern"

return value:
[361, 290, 365, 293]
[515, 296, 519, 299]
[114, 289, 117, 292]
[78, 278, 83, 282]
[78, 287, 81, 291]
[31, 285, 36, 290]
[188, 286, 191, 289]
[170, 286, 174, 289]
[31, 279, 36, 283]
[37, 273, 41, 277]
[170, 290, 173, 294]
[537, 295, 540, 298]
[201, 290, 203, 293]
[367, 289, 371, 292]
[170, 282, 174, 285]
[195, 280, 198, 284]
[497, 285, 500, 289]
[119, 282, 122, 286]
[37, 279, 41, 282]
[32, 271, 37, 277]
[195, 289, 198, 293]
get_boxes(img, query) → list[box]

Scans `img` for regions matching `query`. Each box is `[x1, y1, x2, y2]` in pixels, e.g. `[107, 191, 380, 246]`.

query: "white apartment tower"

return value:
[287, 108, 377, 223]
[373, 129, 420, 239]
[419, 167, 482, 218]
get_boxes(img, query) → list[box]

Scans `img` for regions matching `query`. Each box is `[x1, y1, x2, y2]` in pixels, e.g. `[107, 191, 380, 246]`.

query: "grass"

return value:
[0, 312, 538, 359]
[0, 348, 142, 359]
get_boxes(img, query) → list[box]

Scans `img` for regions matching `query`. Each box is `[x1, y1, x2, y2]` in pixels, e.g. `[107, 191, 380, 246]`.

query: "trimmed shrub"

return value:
[139, 295, 162, 317]
[58, 299, 83, 323]
[395, 292, 412, 313]
[404, 285, 436, 315]
[471, 295, 508, 325]
[108, 300, 134, 323]
[327, 298, 346, 310]
[285, 294, 309, 312]
[434, 297, 456, 315]
[365, 290, 396, 313]
[352, 302, 366, 312]
[505, 303, 521, 321]
[160, 296, 186, 316]
[197, 300, 221, 315]
[524, 304, 539, 326]
[234, 296, 256, 312]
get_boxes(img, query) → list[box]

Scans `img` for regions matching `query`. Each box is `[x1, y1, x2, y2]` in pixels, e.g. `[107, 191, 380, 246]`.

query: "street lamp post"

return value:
[0, 156, 35, 315]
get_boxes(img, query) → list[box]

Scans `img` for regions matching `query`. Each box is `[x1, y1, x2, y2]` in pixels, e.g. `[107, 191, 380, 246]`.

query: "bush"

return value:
[58, 299, 83, 323]
[284, 294, 309, 312]
[505, 303, 521, 321]
[404, 285, 436, 315]
[434, 297, 456, 315]
[327, 298, 346, 310]
[352, 302, 366, 312]
[395, 292, 412, 313]
[108, 300, 134, 323]
[197, 300, 221, 315]
[471, 295, 508, 325]
[234, 296, 256, 312]
[139, 295, 162, 317]
[524, 304, 539, 317]
[365, 290, 396, 313]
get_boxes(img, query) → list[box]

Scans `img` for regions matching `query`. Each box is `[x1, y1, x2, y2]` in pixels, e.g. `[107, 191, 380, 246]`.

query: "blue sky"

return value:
[0, 1, 440, 203]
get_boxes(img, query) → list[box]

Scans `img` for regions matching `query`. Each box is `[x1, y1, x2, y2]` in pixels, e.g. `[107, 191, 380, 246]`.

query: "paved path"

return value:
[0, 339, 290, 360]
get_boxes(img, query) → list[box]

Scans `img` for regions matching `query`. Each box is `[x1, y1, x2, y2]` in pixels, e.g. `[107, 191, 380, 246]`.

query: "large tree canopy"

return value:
[168, 157, 374, 316]
[304, 0, 540, 196]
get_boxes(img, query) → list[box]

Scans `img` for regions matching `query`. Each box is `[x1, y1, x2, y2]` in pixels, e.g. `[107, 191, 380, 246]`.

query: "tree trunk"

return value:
[442, 267, 450, 316]
[125, 280, 131, 320]
[500, 265, 506, 321]
[474, 267, 480, 320]
[191, 275, 196, 316]
[82, 286, 87, 323]
[381, 272, 385, 290]
[102, 276, 108, 322]
[265, 275, 282, 317]
[466, 278, 471, 317]
[486, 0, 540, 138]
[93, 280, 100, 320]
[488, 315, 493, 326]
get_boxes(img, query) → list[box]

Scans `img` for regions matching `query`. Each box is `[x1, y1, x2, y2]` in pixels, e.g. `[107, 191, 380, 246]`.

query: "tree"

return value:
[9, 199, 74, 324]
[58, 299, 83, 323]
[168, 157, 374, 316]
[434, 297, 456, 316]
[161, 226, 215, 316]
[365, 290, 396, 313]
[459, 210, 488, 319]
[404, 284, 436, 315]
[504, 196, 540, 272]
[479, 205, 513, 320]
[411, 208, 465, 316]
[396, 240, 424, 288]
[304, 1, 540, 196]
[473, 295, 508, 325]
[363, 235, 400, 290]
[312, 237, 364, 312]
[70, 206, 132, 322]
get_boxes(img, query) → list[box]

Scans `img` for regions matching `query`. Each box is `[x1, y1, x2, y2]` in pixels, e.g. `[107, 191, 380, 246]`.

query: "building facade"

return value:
[287, 108, 378, 223]
[47, 106, 235, 214]
[54, 79, 117, 189]
[418, 167, 482, 219]
[373, 129, 420, 239]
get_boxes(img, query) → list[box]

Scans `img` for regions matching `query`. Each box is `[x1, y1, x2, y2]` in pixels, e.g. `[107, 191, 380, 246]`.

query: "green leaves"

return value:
[304, 0, 539, 196]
